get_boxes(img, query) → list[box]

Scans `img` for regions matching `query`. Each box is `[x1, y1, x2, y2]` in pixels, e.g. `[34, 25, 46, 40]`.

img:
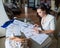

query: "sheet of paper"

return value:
[31, 33, 49, 45]
[5, 38, 22, 48]
[6, 23, 21, 37]
[21, 28, 33, 38]
[6, 20, 49, 45]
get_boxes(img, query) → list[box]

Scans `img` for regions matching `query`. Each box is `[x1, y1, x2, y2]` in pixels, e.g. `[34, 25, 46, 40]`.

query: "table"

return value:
[5, 20, 52, 48]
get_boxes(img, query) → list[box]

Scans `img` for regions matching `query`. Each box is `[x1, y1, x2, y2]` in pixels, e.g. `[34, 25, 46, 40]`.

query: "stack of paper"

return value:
[31, 33, 49, 45]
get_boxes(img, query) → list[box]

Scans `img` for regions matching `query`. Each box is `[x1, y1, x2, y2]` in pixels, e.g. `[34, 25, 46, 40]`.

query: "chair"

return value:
[55, 16, 60, 48]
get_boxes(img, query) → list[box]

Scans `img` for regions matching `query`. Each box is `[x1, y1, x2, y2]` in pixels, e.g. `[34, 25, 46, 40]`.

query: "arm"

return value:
[33, 17, 56, 34]
[40, 17, 56, 34]
[40, 30, 54, 34]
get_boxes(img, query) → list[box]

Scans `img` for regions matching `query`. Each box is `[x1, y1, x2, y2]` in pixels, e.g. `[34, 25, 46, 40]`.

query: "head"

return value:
[37, 3, 49, 17]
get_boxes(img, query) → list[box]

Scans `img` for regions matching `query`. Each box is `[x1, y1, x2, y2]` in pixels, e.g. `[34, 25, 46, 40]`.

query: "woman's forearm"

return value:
[40, 30, 54, 34]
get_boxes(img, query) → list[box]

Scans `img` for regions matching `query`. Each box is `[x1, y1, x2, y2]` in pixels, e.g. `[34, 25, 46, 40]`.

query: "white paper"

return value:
[5, 38, 22, 48]
[31, 33, 49, 45]
[21, 28, 33, 38]
[6, 20, 49, 45]
[37, 27, 42, 30]
[6, 23, 21, 37]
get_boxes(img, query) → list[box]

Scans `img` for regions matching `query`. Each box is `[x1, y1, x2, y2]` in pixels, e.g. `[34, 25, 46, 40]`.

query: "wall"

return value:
[51, 0, 55, 10]
[0, 0, 9, 37]
[55, 17, 60, 34]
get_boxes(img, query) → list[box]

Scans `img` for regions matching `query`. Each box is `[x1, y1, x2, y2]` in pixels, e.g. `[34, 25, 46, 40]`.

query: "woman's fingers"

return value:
[33, 27, 39, 34]
[34, 24, 39, 27]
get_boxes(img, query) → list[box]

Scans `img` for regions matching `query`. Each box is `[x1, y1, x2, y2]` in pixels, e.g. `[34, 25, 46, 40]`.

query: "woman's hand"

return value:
[33, 24, 39, 27]
[33, 24, 40, 34]
[33, 27, 39, 34]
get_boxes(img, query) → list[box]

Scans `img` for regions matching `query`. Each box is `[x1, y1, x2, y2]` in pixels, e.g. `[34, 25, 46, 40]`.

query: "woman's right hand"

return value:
[33, 24, 42, 34]
[33, 27, 39, 34]
[33, 24, 39, 27]
[33, 24, 40, 34]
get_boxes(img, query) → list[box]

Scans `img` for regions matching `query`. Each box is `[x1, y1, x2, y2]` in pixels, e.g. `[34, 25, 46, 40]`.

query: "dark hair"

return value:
[37, 13, 42, 25]
[37, 3, 50, 14]
[37, 3, 50, 25]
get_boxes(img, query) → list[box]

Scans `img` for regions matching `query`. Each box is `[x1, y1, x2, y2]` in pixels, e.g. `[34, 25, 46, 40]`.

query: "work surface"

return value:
[5, 20, 51, 48]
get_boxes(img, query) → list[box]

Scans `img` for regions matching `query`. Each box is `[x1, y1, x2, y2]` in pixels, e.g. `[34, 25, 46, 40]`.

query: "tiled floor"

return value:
[0, 38, 5, 48]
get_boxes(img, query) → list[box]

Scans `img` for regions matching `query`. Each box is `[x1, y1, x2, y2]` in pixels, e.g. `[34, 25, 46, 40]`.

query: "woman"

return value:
[34, 3, 56, 35]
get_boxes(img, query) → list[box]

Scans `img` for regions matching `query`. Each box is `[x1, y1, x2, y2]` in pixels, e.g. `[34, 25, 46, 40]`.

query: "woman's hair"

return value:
[37, 3, 50, 14]
[37, 3, 50, 25]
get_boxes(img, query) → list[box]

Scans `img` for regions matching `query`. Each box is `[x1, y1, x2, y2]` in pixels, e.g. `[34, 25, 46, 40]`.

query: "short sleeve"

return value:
[50, 17, 56, 30]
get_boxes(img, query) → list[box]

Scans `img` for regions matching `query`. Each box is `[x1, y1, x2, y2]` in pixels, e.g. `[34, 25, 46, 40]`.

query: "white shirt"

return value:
[41, 14, 56, 30]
